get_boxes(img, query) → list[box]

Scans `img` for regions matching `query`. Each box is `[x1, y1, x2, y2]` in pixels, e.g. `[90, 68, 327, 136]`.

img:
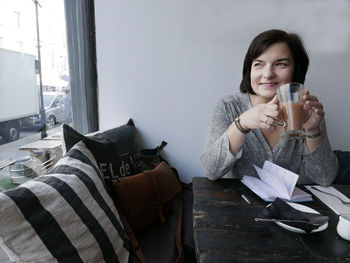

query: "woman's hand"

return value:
[302, 89, 325, 132]
[240, 95, 282, 131]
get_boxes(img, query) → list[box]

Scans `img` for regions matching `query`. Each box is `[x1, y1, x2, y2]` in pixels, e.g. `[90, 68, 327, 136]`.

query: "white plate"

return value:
[273, 202, 328, 234]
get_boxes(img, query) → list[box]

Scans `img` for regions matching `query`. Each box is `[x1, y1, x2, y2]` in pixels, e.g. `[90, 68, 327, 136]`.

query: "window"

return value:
[0, 0, 98, 188]
[13, 11, 21, 29]
[16, 40, 22, 51]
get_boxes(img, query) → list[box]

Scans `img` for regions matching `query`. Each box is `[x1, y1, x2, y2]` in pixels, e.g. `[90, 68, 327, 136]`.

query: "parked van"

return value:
[0, 48, 38, 142]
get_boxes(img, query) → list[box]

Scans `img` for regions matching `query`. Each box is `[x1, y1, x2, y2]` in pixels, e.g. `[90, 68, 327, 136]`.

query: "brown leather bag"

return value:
[110, 162, 183, 263]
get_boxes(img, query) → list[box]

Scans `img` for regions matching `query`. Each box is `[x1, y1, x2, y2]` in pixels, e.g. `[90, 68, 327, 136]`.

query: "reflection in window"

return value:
[13, 11, 21, 28]
[0, 0, 97, 200]
[0, 0, 70, 148]
[0, 0, 97, 153]
[16, 40, 22, 51]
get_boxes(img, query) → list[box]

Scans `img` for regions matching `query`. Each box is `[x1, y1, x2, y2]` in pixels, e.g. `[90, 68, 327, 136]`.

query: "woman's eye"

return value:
[276, 62, 288, 67]
[253, 63, 262, 68]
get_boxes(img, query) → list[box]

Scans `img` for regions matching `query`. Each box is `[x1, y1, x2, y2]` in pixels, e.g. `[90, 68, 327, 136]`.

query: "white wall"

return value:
[95, 0, 350, 183]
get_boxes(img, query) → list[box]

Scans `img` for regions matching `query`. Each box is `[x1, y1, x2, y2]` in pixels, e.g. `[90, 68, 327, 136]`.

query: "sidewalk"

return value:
[0, 126, 62, 183]
[0, 126, 62, 161]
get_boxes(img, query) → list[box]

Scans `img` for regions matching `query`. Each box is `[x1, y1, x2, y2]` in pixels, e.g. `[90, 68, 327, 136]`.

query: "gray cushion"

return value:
[63, 120, 143, 181]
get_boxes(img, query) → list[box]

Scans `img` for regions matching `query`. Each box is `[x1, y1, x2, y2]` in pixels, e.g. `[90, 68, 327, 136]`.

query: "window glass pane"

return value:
[0, 0, 72, 190]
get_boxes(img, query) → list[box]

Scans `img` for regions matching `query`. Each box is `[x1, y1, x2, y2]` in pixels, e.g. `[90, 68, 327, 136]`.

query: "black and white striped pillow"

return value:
[0, 141, 130, 263]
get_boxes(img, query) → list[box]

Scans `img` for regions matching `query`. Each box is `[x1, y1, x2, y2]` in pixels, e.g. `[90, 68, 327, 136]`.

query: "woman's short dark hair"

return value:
[239, 29, 309, 94]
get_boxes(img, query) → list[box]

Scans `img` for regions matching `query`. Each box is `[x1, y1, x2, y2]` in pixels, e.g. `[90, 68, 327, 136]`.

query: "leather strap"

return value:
[114, 200, 148, 263]
[175, 192, 184, 263]
[171, 168, 184, 263]
[144, 170, 166, 222]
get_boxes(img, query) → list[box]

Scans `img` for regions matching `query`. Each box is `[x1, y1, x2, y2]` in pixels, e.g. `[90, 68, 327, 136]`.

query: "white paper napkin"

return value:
[305, 185, 350, 215]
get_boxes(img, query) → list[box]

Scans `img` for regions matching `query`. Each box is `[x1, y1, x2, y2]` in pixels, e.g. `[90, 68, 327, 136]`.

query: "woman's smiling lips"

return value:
[260, 82, 278, 88]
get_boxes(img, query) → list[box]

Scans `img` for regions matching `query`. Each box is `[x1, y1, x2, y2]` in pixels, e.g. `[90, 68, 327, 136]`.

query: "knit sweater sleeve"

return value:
[300, 121, 339, 186]
[201, 99, 242, 180]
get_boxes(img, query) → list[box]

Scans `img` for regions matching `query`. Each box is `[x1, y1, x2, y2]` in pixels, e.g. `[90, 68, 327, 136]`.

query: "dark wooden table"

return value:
[192, 177, 350, 263]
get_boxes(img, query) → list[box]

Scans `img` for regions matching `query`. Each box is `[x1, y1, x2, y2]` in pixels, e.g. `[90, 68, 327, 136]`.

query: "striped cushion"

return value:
[0, 141, 130, 263]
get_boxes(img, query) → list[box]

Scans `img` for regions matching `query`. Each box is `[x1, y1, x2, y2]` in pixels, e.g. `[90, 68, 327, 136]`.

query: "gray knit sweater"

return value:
[201, 92, 338, 186]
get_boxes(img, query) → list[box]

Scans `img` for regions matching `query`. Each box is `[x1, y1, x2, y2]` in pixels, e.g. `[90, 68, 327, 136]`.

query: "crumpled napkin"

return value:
[259, 198, 322, 233]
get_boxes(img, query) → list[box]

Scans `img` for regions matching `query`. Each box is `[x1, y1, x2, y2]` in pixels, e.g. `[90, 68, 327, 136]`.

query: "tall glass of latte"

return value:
[277, 83, 305, 139]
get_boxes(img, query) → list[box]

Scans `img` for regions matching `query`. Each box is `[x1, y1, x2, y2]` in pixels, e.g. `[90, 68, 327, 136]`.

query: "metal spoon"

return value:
[254, 215, 329, 226]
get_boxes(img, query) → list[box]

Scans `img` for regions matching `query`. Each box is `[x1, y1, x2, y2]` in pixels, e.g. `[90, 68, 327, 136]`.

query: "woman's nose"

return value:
[262, 66, 275, 79]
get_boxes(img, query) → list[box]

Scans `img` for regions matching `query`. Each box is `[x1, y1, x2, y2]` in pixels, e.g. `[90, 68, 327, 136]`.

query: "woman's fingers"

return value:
[260, 117, 274, 130]
[302, 91, 324, 114]
[245, 98, 283, 130]
[305, 100, 323, 109]
[260, 116, 283, 130]
[257, 101, 282, 130]
[306, 95, 319, 101]
[263, 103, 280, 119]
[302, 91, 325, 130]
[304, 94, 324, 117]
[268, 95, 279, 105]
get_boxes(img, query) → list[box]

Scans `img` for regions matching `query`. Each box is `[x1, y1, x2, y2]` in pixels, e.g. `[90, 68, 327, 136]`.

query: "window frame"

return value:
[64, 0, 98, 134]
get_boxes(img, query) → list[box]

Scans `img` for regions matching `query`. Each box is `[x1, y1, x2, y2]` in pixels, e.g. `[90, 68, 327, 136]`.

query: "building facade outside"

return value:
[0, 0, 69, 92]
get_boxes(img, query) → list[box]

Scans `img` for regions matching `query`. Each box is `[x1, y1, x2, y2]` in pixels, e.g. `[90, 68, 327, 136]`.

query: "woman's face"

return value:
[250, 42, 294, 103]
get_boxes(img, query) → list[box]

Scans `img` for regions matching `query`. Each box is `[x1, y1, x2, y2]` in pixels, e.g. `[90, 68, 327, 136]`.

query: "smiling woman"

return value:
[249, 42, 294, 105]
[201, 29, 339, 187]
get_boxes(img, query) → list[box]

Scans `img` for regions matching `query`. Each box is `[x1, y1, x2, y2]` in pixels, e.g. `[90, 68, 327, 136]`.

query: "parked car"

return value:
[29, 92, 67, 129]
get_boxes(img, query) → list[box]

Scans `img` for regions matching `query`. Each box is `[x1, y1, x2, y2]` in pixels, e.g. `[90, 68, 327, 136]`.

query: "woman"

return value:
[201, 29, 338, 186]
